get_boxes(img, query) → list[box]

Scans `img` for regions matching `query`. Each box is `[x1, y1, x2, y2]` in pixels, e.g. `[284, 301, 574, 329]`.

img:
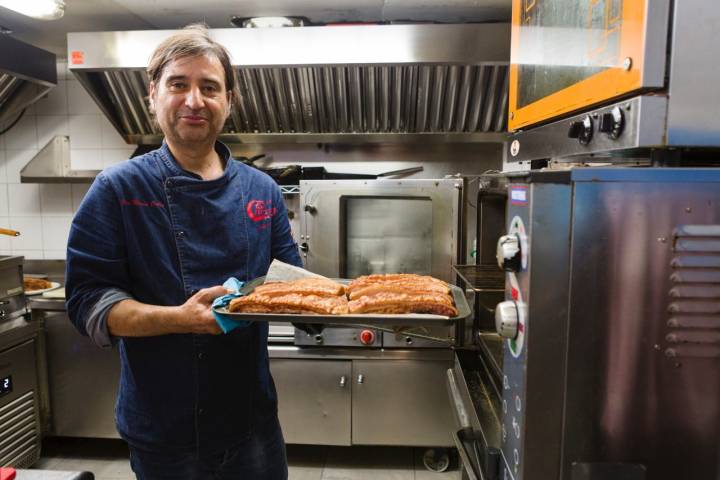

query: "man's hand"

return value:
[107, 286, 229, 337]
[177, 286, 229, 335]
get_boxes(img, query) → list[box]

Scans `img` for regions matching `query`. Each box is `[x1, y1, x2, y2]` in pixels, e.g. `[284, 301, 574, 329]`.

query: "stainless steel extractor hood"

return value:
[67, 24, 509, 145]
[0, 35, 56, 126]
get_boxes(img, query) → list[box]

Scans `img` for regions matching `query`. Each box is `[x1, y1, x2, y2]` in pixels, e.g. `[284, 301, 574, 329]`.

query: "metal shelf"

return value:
[453, 264, 505, 293]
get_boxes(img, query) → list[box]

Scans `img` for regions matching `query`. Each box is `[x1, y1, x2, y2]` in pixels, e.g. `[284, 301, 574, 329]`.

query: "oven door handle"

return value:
[447, 368, 471, 429]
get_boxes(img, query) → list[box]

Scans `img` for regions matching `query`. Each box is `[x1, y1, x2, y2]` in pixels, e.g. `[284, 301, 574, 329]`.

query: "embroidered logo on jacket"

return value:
[119, 199, 164, 208]
[246, 199, 277, 222]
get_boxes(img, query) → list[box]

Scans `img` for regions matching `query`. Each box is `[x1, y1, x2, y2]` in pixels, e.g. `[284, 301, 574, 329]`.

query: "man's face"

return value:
[149, 54, 230, 147]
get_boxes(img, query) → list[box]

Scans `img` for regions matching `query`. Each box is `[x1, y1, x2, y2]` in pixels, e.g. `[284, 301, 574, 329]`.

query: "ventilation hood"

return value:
[0, 35, 56, 126]
[67, 24, 509, 144]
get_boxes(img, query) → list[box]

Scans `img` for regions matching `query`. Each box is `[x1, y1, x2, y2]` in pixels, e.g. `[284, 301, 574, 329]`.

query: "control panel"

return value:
[495, 189, 531, 480]
[505, 95, 664, 164]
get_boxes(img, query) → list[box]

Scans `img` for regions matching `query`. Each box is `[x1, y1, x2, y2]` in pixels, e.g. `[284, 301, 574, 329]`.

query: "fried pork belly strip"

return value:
[346, 274, 448, 295]
[347, 282, 450, 300]
[229, 292, 349, 315]
[253, 278, 346, 297]
[348, 292, 458, 317]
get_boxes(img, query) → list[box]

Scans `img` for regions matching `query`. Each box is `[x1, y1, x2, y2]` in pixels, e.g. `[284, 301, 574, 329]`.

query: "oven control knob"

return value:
[567, 115, 593, 145]
[359, 329, 375, 345]
[496, 234, 521, 272]
[598, 106, 624, 139]
[495, 301, 519, 339]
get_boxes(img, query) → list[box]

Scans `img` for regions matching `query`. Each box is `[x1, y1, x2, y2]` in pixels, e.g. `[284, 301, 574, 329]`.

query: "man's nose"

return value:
[184, 86, 205, 109]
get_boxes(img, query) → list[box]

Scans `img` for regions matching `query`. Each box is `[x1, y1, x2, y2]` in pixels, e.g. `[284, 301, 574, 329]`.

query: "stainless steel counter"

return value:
[29, 296, 455, 447]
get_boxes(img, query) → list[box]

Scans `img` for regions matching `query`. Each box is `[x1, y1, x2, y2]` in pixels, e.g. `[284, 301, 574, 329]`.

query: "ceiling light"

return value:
[0, 0, 65, 20]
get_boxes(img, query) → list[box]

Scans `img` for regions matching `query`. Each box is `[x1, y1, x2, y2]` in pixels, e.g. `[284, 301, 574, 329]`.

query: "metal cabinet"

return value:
[351, 360, 454, 446]
[270, 359, 352, 445]
[43, 311, 120, 438]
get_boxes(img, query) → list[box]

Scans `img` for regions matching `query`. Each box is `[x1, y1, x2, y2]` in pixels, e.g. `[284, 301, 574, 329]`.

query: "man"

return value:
[66, 24, 300, 479]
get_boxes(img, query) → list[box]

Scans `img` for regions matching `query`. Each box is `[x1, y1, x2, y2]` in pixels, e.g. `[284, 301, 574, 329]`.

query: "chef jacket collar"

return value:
[158, 140, 234, 183]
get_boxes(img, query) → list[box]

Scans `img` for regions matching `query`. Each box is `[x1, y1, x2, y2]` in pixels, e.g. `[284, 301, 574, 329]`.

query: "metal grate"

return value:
[453, 264, 505, 292]
[233, 64, 509, 134]
[0, 390, 40, 467]
[90, 64, 509, 138]
[666, 225, 720, 359]
[0, 73, 22, 110]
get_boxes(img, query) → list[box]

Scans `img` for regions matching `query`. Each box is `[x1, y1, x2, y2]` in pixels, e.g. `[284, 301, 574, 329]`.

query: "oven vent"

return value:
[0, 391, 40, 467]
[666, 225, 720, 359]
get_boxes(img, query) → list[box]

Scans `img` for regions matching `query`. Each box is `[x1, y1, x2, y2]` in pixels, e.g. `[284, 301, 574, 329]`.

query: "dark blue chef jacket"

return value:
[65, 141, 302, 453]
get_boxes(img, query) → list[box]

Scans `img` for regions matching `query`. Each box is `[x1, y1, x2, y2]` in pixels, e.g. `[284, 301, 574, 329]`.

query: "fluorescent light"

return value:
[0, 0, 65, 20]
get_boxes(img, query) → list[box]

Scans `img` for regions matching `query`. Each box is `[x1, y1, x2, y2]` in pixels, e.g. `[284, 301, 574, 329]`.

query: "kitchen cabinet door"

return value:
[270, 359, 351, 445]
[351, 359, 454, 447]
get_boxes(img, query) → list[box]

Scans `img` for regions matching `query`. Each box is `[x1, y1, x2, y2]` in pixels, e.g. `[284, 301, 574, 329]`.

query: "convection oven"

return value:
[506, 0, 720, 163]
[450, 169, 720, 480]
[297, 178, 465, 348]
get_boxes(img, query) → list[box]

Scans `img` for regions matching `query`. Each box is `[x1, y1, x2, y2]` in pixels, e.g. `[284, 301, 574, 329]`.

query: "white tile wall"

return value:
[0, 61, 135, 259]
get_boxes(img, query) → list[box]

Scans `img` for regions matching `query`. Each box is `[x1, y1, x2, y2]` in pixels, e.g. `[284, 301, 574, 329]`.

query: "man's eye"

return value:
[202, 85, 218, 94]
[169, 82, 186, 90]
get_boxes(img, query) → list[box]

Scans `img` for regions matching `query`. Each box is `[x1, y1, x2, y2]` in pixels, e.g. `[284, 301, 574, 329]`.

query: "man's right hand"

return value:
[176, 286, 229, 335]
[107, 286, 229, 337]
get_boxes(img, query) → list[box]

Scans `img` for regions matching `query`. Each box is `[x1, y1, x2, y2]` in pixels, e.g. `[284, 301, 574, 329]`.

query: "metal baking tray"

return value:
[213, 277, 471, 327]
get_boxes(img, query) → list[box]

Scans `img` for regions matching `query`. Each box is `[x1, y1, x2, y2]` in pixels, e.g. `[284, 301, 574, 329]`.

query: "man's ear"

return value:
[225, 90, 233, 118]
[148, 81, 156, 113]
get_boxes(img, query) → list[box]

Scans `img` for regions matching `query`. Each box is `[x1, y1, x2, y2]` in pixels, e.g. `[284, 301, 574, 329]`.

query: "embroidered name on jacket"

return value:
[246, 200, 277, 222]
[119, 199, 165, 208]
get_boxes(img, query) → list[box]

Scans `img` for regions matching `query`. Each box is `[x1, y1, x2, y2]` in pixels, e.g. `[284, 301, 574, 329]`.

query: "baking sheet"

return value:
[213, 277, 471, 327]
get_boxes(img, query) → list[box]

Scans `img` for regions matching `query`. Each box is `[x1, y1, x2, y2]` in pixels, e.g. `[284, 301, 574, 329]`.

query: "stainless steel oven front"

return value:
[298, 179, 464, 348]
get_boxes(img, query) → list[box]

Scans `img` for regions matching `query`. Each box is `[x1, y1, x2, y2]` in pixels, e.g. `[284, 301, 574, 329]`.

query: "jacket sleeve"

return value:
[65, 174, 132, 348]
[270, 184, 303, 268]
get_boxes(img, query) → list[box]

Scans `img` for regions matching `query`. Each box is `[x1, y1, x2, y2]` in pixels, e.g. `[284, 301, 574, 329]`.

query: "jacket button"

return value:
[198, 352, 204, 360]
[198, 408, 204, 416]
[176, 231, 185, 238]
[166, 180, 173, 187]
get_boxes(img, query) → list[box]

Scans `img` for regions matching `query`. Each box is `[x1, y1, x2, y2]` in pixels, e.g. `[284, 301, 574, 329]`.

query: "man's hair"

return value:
[147, 23, 238, 102]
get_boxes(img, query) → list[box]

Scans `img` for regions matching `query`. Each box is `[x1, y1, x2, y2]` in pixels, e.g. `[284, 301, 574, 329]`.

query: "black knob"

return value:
[598, 107, 624, 139]
[567, 116, 593, 145]
[299, 242, 309, 252]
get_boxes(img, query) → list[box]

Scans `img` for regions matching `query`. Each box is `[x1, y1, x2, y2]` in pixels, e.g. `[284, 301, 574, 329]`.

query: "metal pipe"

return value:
[391, 66, 402, 132]
[284, 69, 303, 132]
[335, 67, 348, 132]
[298, 67, 316, 132]
[466, 65, 488, 132]
[127, 70, 154, 135]
[313, 67, 327, 132]
[0, 75, 18, 104]
[271, 68, 291, 133]
[102, 72, 133, 135]
[481, 65, 502, 132]
[454, 66, 474, 132]
[365, 66, 376, 132]
[379, 67, 390, 132]
[323, 67, 337, 133]
[257, 69, 279, 132]
[494, 66, 509, 132]
[233, 68, 253, 132]
[349, 66, 362, 132]
[114, 71, 146, 135]
[429, 65, 447, 132]
[415, 66, 431, 132]
[443, 65, 460, 132]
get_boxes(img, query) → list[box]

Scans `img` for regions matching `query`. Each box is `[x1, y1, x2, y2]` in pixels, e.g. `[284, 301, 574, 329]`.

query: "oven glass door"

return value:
[344, 196, 433, 278]
[509, 0, 668, 130]
[300, 179, 462, 283]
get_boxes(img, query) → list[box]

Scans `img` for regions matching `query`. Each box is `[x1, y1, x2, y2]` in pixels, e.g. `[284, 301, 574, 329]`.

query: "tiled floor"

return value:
[33, 438, 460, 480]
